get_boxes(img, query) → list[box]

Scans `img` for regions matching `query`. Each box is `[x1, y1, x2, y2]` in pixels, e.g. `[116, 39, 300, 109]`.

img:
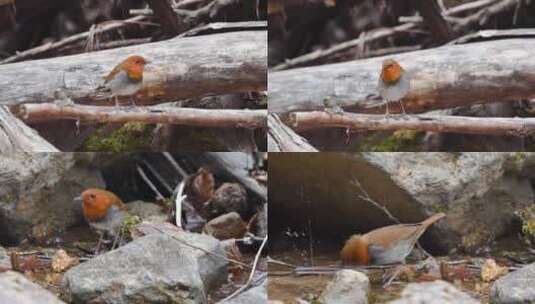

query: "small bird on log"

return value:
[78, 188, 128, 253]
[341, 213, 446, 265]
[103, 55, 149, 107]
[378, 59, 411, 116]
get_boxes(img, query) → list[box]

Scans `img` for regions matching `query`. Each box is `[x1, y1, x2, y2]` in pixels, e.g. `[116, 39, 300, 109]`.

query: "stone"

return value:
[226, 279, 267, 304]
[0, 271, 66, 304]
[204, 212, 247, 240]
[319, 269, 369, 304]
[388, 280, 479, 304]
[490, 262, 535, 304]
[126, 200, 167, 223]
[62, 232, 228, 304]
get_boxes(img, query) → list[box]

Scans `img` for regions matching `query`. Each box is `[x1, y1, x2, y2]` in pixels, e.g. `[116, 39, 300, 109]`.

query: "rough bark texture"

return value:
[290, 111, 535, 137]
[0, 30, 267, 106]
[18, 104, 267, 129]
[0, 106, 58, 153]
[269, 39, 535, 115]
[268, 113, 318, 152]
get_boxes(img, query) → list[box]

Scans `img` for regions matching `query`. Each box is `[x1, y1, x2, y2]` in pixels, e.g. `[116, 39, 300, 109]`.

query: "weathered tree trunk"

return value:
[0, 29, 267, 106]
[0, 106, 58, 153]
[269, 39, 535, 115]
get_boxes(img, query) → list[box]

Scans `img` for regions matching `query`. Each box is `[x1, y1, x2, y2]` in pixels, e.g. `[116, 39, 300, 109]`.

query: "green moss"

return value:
[120, 214, 142, 240]
[83, 122, 155, 152]
[356, 130, 424, 152]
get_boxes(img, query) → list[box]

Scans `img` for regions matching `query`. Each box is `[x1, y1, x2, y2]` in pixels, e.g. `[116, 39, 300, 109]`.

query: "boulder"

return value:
[0, 153, 104, 244]
[62, 232, 228, 304]
[490, 262, 535, 304]
[0, 271, 66, 304]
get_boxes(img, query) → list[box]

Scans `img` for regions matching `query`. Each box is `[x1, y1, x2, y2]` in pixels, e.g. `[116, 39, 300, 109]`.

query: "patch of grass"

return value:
[83, 122, 155, 152]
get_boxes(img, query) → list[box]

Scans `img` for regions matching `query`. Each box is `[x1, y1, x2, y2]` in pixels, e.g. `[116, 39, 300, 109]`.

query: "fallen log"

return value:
[0, 106, 58, 153]
[268, 113, 318, 152]
[289, 111, 535, 137]
[18, 104, 267, 129]
[0, 29, 267, 106]
[269, 38, 535, 115]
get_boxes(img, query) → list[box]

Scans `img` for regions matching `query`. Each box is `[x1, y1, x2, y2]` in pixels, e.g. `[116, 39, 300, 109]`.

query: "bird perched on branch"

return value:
[78, 188, 128, 253]
[378, 59, 411, 116]
[102, 55, 149, 107]
[341, 213, 446, 265]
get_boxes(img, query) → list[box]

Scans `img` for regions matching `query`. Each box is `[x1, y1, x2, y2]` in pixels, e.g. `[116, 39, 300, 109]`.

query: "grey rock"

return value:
[0, 271, 66, 304]
[127, 201, 167, 223]
[0, 153, 104, 244]
[490, 262, 535, 304]
[320, 269, 369, 304]
[209, 183, 248, 218]
[388, 280, 478, 304]
[62, 232, 228, 304]
[204, 212, 247, 240]
[226, 279, 267, 304]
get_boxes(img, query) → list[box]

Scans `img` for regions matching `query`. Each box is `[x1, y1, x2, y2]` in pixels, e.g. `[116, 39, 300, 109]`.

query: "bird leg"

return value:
[399, 100, 408, 117]
[382, 263, 410, 288]
[129, 97, 137, 108]
[114, 96, 119, 108]
[384, 100, 391, 118]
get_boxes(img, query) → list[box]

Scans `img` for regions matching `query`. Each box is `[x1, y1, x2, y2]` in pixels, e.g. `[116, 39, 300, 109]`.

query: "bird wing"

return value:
[363, 224, 423, 249]
[103, 63, 122, 84]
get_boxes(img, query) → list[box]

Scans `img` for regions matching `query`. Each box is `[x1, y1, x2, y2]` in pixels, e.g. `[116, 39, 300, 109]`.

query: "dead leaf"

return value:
[52, 249, 79, 272]
[481, 258, 508, 282]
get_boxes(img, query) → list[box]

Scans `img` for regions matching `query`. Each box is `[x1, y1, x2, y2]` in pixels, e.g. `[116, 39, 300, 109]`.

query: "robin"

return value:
[102, 55, 149, 107]
[378, 59, 411, 116]
[341, 213, 445, 265]
[77, 188, 128, 253]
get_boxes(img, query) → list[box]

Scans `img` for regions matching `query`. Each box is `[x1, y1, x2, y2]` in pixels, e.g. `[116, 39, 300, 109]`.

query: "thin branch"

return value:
[351, 178, 401, 224]
[163, 152, 188, 179]
[175, 181, 186, 228]
[136, 165, 165, 200]
[18, 104, 267, 129]
[220, 236, 267, 302]
[0, 16, 154, 64]
[267, 113, 318, 152]
[289, 111, 535, 137]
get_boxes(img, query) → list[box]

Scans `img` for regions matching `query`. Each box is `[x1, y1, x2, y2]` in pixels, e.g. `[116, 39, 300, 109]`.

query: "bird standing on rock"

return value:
[78, 188, 128, 253]
[378, 58, 411, 116]
[103, 55, 149, 107]
[341, 213, 446, 265]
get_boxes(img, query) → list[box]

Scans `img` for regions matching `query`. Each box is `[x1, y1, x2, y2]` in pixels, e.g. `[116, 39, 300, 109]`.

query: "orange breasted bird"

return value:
[77, 188, 128, 252]
[341, 213, 445, 265]
[378, 59, 411, 116]
[103, 55, 149, 107]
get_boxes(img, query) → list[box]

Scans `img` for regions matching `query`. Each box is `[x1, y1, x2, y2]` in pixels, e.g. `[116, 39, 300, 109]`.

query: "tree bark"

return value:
[290, 111, 535, 137]
[268, 113, 318, 152]
[0, 29, 267, 106]
[269, 38, 535, 115]
[18, 104, 267, 129]
[0, 106, 58, 153]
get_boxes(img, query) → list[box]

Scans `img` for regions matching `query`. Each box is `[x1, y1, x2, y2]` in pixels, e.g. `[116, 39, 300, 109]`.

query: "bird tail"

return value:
[420, 212, 446, 228]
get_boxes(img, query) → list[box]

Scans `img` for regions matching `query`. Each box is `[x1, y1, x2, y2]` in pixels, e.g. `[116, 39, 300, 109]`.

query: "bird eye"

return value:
[90, 194, 96, 199]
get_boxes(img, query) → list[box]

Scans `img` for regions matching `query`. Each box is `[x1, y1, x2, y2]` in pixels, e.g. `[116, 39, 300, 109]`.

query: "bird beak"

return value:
[74, 196, 82, 203]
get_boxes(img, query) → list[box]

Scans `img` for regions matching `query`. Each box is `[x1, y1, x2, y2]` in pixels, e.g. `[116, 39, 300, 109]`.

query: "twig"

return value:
[220, 236, 268, 302]
[0, 16, 155, 64]
[141, 160, 174, 194]
[351, 179, 400, 224]
[289, 111, 535, 137]
[163, 152, 188, 179]
[18, 104, 267, 129]
[175, 181, 186, 228]
[455, 0, 521, 32]
[267, 113, 318, 152]
[136, 165, 165, 200]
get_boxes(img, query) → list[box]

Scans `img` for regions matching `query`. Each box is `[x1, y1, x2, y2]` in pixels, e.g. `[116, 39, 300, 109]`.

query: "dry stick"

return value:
[267, 113, 318, 152]
[351, 178, 432, 260]
[18, 104, 267, 129]
[220, 236, 268, 302]
[162, 152, 188, 179]
[0, 16, 154, 64]
[271, 0, 499, 71]
[399, 0, 498, 23]
[175, 181, 186, 229]
[149, 225, 251, 269]
[455, 0, 520, 31]
[146, 0, 184, 35]
[136, 165, 166, 200]
[141, 160, 174, 193]
[289, 111, 535, 137]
